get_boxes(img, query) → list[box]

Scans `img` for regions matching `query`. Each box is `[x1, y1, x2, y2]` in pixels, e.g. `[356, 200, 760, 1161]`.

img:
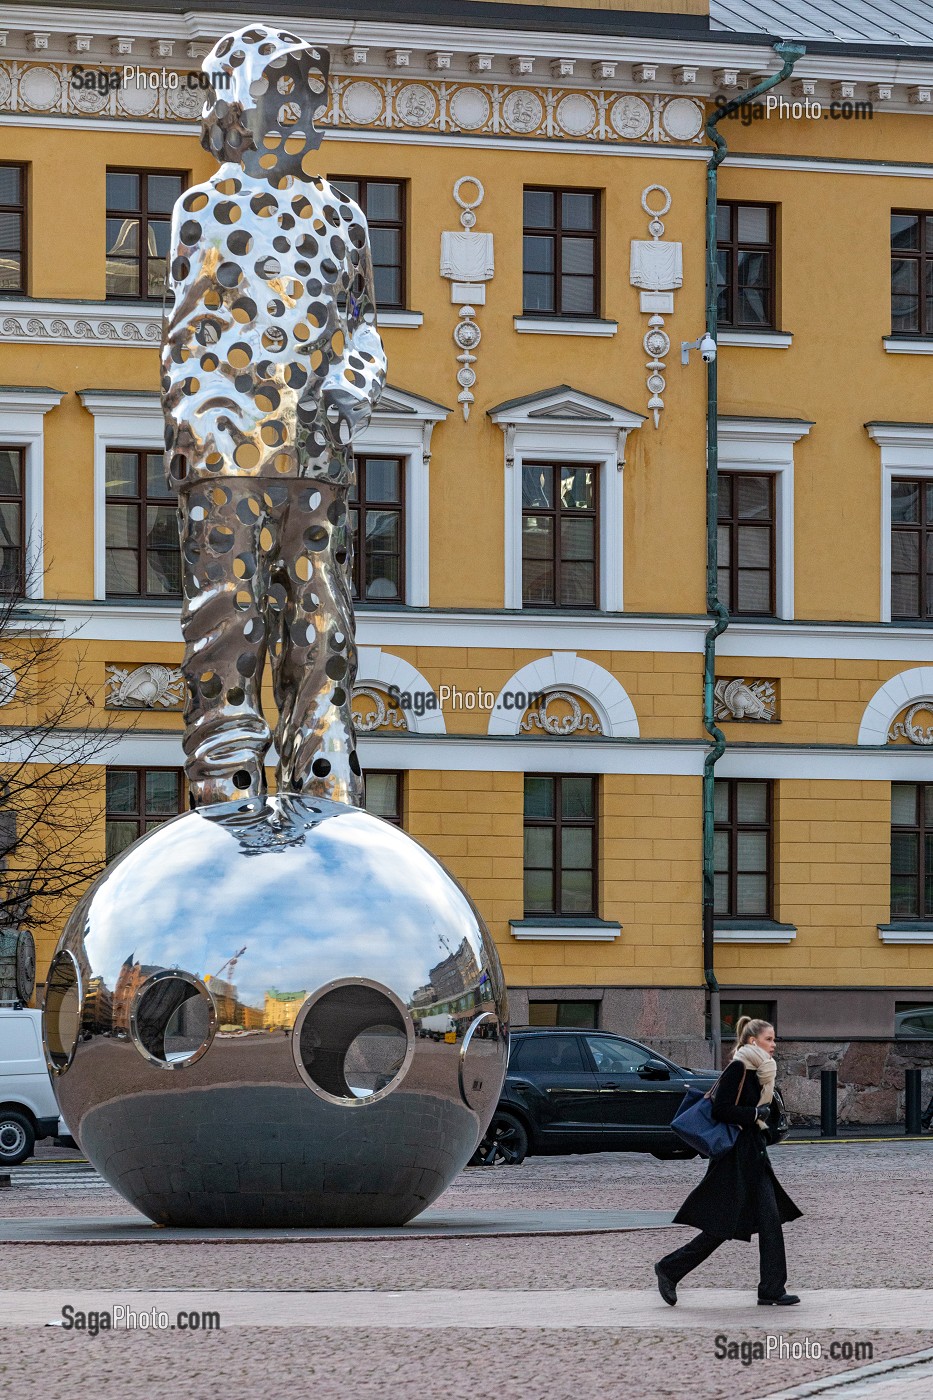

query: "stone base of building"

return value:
[508, 984, 712, 1071]
[508, 984, 933, 1124]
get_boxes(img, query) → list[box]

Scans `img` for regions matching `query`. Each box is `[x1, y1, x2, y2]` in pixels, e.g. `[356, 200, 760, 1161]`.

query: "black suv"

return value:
[472, 1028, 788, 1165]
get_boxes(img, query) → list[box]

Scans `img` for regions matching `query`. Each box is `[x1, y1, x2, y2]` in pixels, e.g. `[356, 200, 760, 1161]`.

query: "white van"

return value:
[0, 1006, 60, 1165]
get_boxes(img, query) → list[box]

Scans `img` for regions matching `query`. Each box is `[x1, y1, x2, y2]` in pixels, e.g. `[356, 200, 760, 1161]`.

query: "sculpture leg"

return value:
[272, 480, 362, 805]
[179, 479, 274, 806]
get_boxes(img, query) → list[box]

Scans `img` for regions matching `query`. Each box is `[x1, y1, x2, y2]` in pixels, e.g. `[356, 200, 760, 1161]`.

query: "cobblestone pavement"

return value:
[1, 1140, 930, 1400]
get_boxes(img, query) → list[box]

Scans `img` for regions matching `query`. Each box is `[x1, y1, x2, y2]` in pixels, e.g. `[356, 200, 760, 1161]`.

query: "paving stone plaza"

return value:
[1, 1140, 931, 1398]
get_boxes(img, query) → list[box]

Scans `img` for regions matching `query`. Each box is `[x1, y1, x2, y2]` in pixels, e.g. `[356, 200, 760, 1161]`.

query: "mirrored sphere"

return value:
[43, 795, 509, 1227]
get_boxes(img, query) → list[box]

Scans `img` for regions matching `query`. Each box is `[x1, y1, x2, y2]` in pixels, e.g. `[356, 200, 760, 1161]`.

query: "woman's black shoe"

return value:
[758, 1293, 801, 1306]
[654, 1263, 677, 1306]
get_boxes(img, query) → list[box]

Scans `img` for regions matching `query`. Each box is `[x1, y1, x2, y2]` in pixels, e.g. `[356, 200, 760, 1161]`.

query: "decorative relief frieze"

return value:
[888, 699, 933, 745]
[0, 300, 161, 347]
[0, 58, 707, 146]
[105, 663, 185, 710]
[351, 686, 408, 734]
[520, 691, 602, 737]
[713, 678, 777, 723]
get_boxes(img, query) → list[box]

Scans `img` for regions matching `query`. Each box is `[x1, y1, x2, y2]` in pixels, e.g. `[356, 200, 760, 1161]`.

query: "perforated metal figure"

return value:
[161, 25, 386, 807]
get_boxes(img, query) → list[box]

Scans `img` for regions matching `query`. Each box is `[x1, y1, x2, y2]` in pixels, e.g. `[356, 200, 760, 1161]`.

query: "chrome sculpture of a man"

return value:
[162, 24, 386, 807]
[43, 24, 508, 1233]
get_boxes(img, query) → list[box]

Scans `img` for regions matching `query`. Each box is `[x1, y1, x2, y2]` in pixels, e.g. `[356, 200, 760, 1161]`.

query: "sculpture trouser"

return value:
[658, 1173, 788, 1300]
[178, 476, 361, 808]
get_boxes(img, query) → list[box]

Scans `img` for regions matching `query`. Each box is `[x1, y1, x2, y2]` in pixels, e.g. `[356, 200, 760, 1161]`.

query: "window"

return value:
[522, 462, 598, 608]
[106, 169, 184, 299]
[716, 202, 775, 329]
[714, 779, 773, 919]
[511, 1035, 585, 1072]
[349, 457, 404, 602]
[0, 447, 24, 594]
[895, 1001, 933, 1038]
[891, 783, 933, 920]
[718, 472, 775, 615]
[891, 211, 933, 336]
[330, 178, 405, 309]
[585, 1035, 650, 1072]
[105, 450, 181, 598]
[524, 774, 597, 917]
[363, 771, 403, 826]
[105, 769, 185, 863]
[721, 1000, 776, 1039]
[528, 1001, 598, 1029]
[891, 478, 933, 620]
[523, 188, 599, 317]
[0, 164, 25, 293]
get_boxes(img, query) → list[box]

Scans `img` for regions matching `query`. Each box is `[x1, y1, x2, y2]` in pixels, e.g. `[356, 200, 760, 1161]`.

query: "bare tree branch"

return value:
[0, 566, 135, 932]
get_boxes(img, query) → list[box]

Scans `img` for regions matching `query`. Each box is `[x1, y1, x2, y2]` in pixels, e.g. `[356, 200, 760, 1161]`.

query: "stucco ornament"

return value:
[351, 685, 407, 733]
[630, 186, 682, 428]
[0, 660, 17, 706]
[714, 678, 777, 723]
[43, 23, 508, 1234]
[889, 700, 933, 745]
[440, 177, 493, 419]
[105, 663, 186, 709]
[520, 690, 602, 736]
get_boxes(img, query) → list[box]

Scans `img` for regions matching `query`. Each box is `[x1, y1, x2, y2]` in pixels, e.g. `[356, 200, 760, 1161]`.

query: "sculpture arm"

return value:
[160, 196, 243, 483]
[318, 204, 387, 452]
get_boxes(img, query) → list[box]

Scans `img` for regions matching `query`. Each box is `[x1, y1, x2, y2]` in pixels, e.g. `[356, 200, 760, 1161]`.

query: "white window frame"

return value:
[490, 390, 644, 612]
[867, 422, 933, 623]
[79, 390, 165, 602]
[351, 386, 449, 608]
[0, 388, 64, 600]
[717, 417, 813, 623]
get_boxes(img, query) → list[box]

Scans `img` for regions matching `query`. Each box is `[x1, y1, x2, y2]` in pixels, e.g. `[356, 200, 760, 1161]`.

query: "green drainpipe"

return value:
[702, 40, 805, 1069]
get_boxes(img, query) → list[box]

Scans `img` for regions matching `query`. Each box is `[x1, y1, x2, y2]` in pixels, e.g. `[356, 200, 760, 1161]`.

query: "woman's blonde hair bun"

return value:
[735, 1016, 773, 1045]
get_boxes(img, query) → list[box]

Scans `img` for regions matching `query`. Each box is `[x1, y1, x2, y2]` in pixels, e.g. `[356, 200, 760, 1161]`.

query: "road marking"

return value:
[6, 1164, 110, 1191]
[785, 1138, 932, 1147]
[764, 1346, 933, 1396]
[1, 1290, 933, 1329]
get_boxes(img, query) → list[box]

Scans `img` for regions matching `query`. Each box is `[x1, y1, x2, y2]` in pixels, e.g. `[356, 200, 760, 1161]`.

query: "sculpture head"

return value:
[201, 24, 330, 181]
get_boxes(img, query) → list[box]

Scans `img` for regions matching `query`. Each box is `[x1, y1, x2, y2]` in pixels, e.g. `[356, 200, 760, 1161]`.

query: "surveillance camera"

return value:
[700, 334, 717, 363]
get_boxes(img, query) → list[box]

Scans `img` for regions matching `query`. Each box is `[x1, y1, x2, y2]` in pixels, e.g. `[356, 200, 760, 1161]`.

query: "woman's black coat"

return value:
[673, 1058, 802, 1242]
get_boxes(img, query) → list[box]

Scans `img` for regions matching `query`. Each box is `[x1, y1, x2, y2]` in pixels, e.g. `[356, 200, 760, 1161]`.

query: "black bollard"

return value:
[820, 1068, 838, 1137]
[905, 1067, 923, 1136]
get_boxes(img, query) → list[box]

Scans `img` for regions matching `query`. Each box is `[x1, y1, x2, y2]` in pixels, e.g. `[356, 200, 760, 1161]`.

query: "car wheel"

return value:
[470, 1111, 529, 1167]
[651, 1146, 698, 1160]
[0, 1110, 35, 1166]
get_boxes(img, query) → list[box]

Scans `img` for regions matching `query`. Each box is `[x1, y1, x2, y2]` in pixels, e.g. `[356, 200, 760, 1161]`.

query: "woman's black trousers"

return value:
[658, 1170, 788, 1300]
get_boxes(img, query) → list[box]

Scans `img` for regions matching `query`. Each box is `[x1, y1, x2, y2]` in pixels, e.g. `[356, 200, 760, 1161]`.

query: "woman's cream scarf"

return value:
[733, 1042, 776, 1107]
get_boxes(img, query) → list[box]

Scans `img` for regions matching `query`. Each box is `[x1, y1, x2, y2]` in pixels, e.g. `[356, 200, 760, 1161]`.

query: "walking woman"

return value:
[654, 1016, 802, 1306]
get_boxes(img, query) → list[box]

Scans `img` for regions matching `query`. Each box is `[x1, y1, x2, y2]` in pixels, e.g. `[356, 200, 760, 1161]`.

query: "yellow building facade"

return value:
[2, 0, 933, 1118]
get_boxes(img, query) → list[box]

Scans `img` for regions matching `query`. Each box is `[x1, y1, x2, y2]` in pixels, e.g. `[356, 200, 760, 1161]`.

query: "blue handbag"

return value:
[671, 1065, 748, 1159]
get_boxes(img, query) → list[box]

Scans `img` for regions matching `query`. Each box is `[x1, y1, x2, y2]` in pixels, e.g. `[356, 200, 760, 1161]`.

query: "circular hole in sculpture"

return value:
[293, 981, 414, 1105]
[43, 951, 82, 1075]
[130, 971, 216, 1069]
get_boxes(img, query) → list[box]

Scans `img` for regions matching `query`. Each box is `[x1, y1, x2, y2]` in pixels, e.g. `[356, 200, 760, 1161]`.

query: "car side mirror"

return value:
[639, 1059, 670, 1080]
